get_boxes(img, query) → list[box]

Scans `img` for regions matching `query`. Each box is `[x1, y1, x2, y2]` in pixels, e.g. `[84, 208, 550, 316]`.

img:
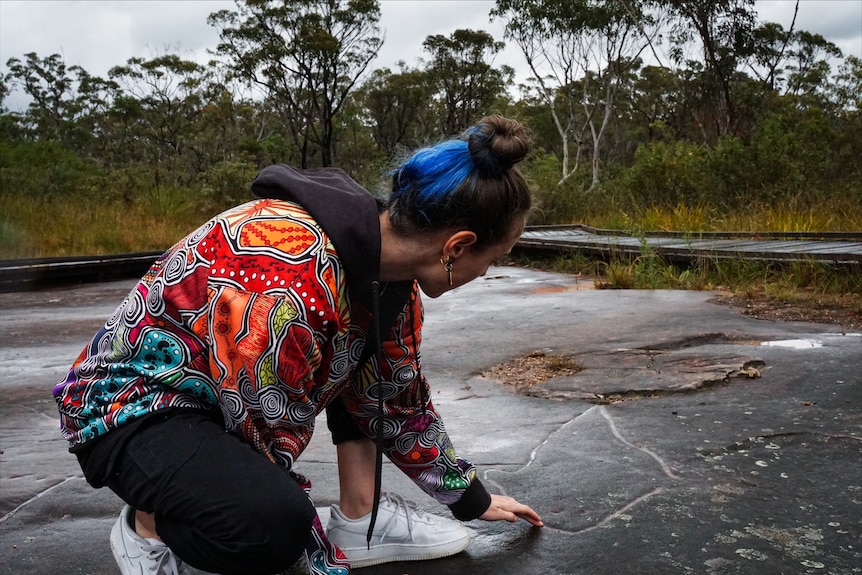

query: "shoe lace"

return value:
[138, 538, 189, 575]
[378, 492, 427, 542]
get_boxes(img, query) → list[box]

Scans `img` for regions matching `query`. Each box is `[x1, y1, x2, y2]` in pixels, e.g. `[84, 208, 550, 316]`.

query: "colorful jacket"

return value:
[54, 165, 490, 519]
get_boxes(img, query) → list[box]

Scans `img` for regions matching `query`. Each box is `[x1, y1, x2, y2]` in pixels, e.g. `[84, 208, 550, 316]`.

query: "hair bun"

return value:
[466, 115, 530, 177]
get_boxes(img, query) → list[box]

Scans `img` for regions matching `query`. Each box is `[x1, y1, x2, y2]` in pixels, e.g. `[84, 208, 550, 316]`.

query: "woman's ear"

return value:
[442, 230, 477, 260]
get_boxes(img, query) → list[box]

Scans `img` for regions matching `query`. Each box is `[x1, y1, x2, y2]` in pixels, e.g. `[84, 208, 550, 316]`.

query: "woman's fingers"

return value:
[516, 506, 544, 527]
[480, 494, 544, 527]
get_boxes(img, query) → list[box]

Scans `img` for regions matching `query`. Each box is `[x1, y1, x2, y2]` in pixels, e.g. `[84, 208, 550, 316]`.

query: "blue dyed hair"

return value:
[386, 115, 531, 249]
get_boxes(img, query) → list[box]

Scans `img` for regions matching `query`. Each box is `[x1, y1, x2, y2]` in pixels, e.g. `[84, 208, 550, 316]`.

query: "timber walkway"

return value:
[516, 225, 862, 265]
[1, 226, 860, 292]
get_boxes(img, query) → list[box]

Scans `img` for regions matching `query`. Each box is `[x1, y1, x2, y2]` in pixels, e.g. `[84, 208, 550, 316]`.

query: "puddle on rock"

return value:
[760, 339, 823, 349]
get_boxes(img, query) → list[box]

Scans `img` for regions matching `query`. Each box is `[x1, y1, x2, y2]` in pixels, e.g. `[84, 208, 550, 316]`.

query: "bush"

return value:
[199, 160, 259, 210]
[622, 141, 708, 207]
[0, 140, 100, 200]
[704, 136, 751, 207]
[522, 152, 597, 225]
[748, 106, 837, 203]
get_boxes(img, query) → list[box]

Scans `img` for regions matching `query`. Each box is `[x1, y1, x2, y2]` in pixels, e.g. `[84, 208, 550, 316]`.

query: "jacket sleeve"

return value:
[338, 283, 492, 520]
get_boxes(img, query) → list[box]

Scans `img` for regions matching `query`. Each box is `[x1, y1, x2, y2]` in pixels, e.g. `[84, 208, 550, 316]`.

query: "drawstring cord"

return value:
[367, 280, 384, 548]
[366, 281, 425, 548]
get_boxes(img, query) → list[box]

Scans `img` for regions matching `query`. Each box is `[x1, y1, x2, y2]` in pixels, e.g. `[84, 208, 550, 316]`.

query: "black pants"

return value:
[77, 403, 363, 575]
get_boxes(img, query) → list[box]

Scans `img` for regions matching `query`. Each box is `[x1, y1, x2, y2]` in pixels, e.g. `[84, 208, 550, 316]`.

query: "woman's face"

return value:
[420, 217, 526, 298]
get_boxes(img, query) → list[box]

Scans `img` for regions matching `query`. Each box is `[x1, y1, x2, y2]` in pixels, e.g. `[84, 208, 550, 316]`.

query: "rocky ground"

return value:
[710, 292, 862, 332]
[487, 286, 861, 390]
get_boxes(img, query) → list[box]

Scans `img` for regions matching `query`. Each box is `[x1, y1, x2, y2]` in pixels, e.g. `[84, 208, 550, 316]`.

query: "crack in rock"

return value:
[483, 406, 681, 536]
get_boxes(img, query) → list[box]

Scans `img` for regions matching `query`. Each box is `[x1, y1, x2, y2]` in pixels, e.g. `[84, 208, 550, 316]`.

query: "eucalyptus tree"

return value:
[621, 64, 678, 142]
[356, 64, 433, 153]
[782, 31, 843, 101]
[422, 29, 512, 136]
[746, 20, 796, 93]
[4, 53, 75, 141]
[208, 0, 383, 168]
[4, 52, 117, 154]
[832, 55, 862, 113]
[0, 75, 9, 112]
[0, 75, 20, 141]
[727, 1, 842, 104]
[657, 0, 759, 139]
[1, 53, 118, 202]
[492, 0, 656, 188]
[830, 56, 861, 184]
[108, 54, 214, 187]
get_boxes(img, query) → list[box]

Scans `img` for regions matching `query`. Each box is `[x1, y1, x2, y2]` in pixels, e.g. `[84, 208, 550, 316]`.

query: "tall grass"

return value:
[579, 198, 862, 234]
[0, 143, 257, 259]
[528, 189, 862, 234]
[512, 248, 861, 307]
[0, 189, 221, 259]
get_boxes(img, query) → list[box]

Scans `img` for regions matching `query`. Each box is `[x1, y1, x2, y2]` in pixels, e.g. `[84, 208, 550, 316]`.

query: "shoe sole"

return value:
[341, 536, 471, 569]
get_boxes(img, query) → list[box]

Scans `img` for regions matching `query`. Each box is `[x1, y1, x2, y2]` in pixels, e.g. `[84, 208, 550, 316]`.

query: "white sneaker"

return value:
[110, 505, 190, 575]
[325, 493, 470, 568]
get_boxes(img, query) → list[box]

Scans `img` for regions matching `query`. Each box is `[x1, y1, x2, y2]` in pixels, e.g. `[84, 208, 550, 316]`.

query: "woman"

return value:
[54, 115, 543, 575]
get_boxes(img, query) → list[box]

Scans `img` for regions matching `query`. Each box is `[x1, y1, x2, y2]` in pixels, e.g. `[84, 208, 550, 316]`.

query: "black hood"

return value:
[250, 165, 489, 536]
[250, 164, 381, 310]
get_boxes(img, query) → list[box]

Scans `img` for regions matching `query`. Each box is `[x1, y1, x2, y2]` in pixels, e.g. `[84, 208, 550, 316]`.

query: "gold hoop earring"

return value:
[441, 257, 454, 286]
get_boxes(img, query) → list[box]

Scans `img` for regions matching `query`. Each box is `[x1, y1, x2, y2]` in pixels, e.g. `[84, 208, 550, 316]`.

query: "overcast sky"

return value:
[1, 0, 860, 111]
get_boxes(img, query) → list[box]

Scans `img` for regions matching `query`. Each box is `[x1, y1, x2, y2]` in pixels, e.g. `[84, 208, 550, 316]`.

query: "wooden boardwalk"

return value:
[516, 226, 862, 265]
[2, 227, 861, 291]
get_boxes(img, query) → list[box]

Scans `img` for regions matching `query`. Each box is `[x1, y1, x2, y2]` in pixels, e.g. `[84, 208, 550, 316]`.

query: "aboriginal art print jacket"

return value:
[54, 165, 491, 520]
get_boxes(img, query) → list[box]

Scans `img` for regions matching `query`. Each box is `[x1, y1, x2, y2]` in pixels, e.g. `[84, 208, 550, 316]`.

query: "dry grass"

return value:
[485, 351, 581, 392]
[591, 198, 862, 234]
[1, 193, 210, 259]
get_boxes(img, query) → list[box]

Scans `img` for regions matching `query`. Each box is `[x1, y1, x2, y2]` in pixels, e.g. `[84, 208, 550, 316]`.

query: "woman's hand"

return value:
[479, 494, 543, 527]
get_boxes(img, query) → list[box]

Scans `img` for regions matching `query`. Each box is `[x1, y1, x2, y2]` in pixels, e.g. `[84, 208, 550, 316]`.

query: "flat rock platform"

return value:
[1, 267, 859, 575]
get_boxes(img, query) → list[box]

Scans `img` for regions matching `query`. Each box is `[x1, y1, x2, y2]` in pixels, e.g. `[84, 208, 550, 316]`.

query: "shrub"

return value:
[0, 140, 100, 200]
[200, 160, 259, 210]
[622, 141, 708, 207]
[749, 106, 837, 203]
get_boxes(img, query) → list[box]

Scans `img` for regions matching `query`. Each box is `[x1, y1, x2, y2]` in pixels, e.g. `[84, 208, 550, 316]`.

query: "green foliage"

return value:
[0, 139, 100, 199]
[0, 180, 211, 258]
[0, 216, 27, 254]
[136, 185, 195, 219]
[618, 140, 708, 206]
[95, 166, 155, 204]
[524, 151, 615, 225]
[2, 1, 861, 260]
[423, 29, 512, 135]
[200, 160, 259, 210]
[209, 0, 383, 167]
[494, 0, 653, 187]
[703, 136, 750, 205]
[355, 66, 434, 153]
[748, 105, 837, 199]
